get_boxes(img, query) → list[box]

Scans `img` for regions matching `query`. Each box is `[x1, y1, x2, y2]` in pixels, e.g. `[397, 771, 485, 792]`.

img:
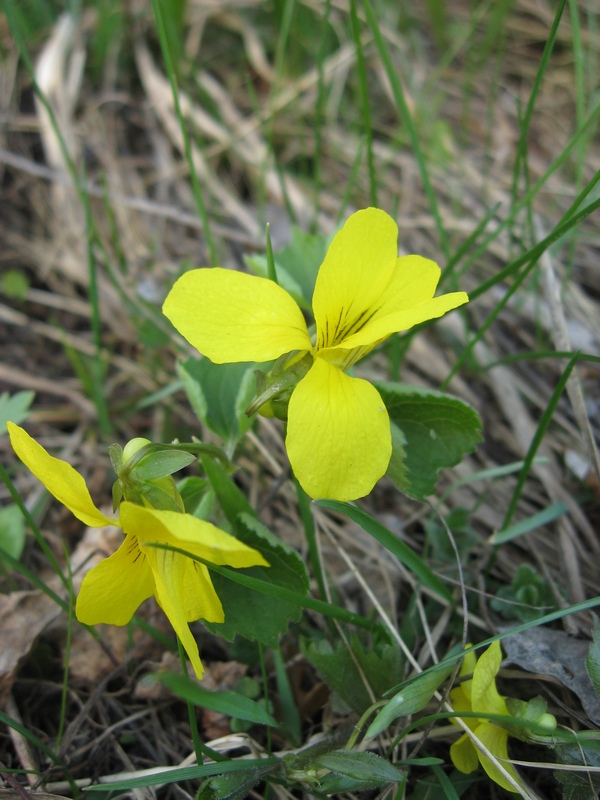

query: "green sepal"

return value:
[134, 449, 196, 480]
[140, 480, 184, 512]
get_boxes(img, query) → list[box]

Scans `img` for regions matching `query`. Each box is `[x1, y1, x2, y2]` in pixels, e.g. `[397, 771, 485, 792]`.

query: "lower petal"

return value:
[145, 547, 215, 679]
[286, 358, 391, 500]
[450, 733, 479, 774]
[476, 723, 523, 793]
[181, 559, 225, 623]
[76, 534, 155, 626]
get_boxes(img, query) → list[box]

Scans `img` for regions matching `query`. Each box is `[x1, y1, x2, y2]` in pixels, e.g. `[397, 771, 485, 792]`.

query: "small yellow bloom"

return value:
[7, 422, 268, 679]
[450, 641, 524, 792]
[163, 208, 468, 500]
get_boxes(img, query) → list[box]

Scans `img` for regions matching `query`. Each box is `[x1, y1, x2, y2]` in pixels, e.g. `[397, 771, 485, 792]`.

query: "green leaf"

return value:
[0, 269, 29, 300]
[245, 226, 329, 311]
[317, 500, 452, 603]
[177, 358, 257, 449]
[374, 383, 483, 499]
[202, 454, 308, 646]
[555, 732, 600, 799]
[198, 766, 275, 800]
[586, 615, 600, 700]
[314, 750, 404, 784]
[366, 661, 455, 738]
[0, 391, 35, 433]
[386, 422, 409, 492]
[205, 512, 309, 647]
[134, 449, 197, 480]
[491, 563, 559, 623]
[0, 505, 26, 564]
[301, 630, 404, 714]
[156, 672, 278, 727]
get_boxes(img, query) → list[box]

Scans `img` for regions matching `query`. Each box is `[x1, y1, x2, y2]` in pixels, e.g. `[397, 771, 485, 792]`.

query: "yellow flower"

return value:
[163, 208, 468, 500]
[7, 422, 268, 679]
[450, 641, 524, 793]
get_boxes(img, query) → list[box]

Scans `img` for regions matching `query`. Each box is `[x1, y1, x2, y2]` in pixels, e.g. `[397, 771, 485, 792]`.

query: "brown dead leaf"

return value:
[0, 522, 120, 703]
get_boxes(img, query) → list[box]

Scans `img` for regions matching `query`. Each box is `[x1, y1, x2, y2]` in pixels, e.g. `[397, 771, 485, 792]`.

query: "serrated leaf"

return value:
[314, 750, 404, 783]
[374, 383, 483, 499]
[156, 672, 278, 726]
[177, 358, 257, 449]
[386, 422, 409, 491]
[366, 661, 454, 738]
[317, 501, 452, 603]
[586, 615, 600, 700]
[301, 631, 404, 714]
[0, 391, 35, 433]
[202, 453, 309, 647]
[135, 450, 197, 480]
[205, 513, 309, 647]
[0, 505, 26, 564]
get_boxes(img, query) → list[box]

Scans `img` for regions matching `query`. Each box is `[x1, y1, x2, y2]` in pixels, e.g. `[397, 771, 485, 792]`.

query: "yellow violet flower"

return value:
[7, 422, 268, 679]
[163, 208, 468, 500]
[450, 641, 524, 793]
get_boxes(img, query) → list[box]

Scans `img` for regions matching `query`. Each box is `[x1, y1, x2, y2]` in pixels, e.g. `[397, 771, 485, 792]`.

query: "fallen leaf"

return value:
[503, 627, 600, 725]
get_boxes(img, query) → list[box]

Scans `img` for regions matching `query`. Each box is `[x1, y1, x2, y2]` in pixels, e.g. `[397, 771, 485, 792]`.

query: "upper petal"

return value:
[322, 256, 468, 352]
[286, 358, 391, 500]
[471, 641, 508, 717]
[312, 209, 399, 351]
[119, 503, 269, 568]
[7, 422, 115, 528]
[76, 534, 155, 625]
[163, 268, 311, 363]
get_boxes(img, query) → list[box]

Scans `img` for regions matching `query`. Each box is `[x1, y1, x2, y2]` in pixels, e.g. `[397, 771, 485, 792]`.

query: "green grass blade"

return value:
[147, 542, 374, 631]
[349, 0, 377, 206]
[453, 103, 600, 279]
[0, 459, 70, 595]
[360, 0, 449, 257]
[510, 0, 568, 222]
[491, 502, 568, 545]
[317, 500, 452, 603]
[150, 0, 217, 264]
[501, 352, 580, 531]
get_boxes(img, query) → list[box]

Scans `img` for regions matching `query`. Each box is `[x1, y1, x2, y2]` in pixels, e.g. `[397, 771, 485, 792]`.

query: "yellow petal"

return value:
[312, 208, 399, 351]
[76, 534, 155, 625]
[472, 641, 509, 717]
[449, 686, 477, 730]
[162, 268, 311, 363]
[325, 255, 467, 352]
[7, 422, 115, 528]
[286, 357, 391, 500]
[145, 545, 209, 679]
[179, 559, 225, 623]
[476, 722, 523, 793]
[119, 503, 269, 568]
[450, 733, 479, 775]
